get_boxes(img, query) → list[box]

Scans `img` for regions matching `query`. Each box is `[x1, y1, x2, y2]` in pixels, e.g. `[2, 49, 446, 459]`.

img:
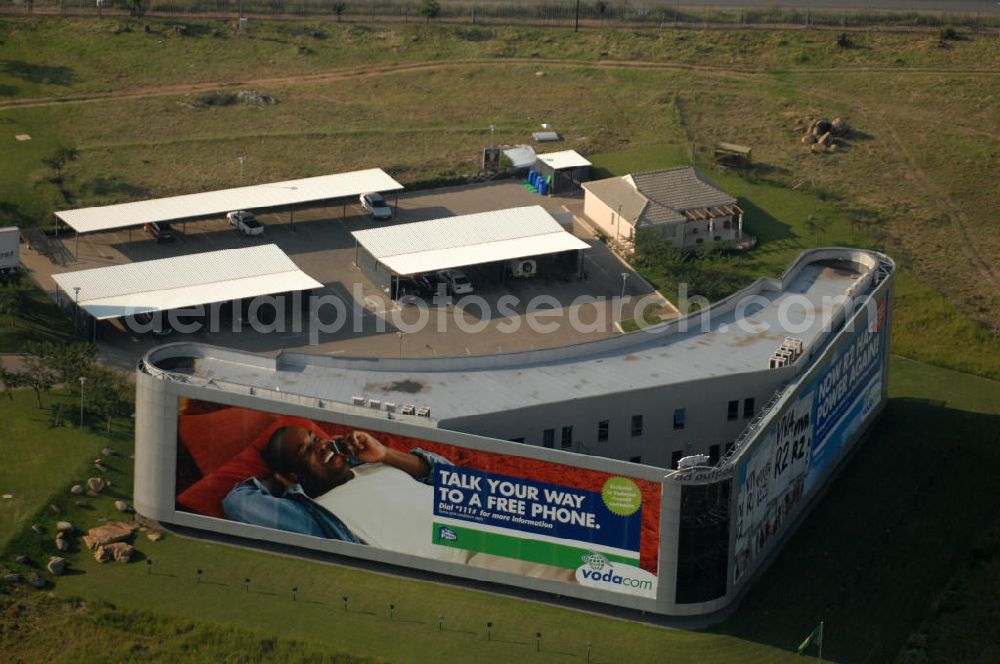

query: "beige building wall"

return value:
[583, 192, 635, 243]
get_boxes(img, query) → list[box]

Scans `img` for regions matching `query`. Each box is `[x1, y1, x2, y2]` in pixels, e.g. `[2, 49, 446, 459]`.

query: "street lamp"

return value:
[73, 286, 80, 336]
[397, 331, 404, 358]
[620, 272, 629, 300]
[78, 376, 87, 428]
[238, 156, 247, 183]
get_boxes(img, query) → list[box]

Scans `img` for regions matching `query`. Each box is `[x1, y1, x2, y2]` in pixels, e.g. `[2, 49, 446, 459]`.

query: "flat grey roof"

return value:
[146, 249, 885, 423]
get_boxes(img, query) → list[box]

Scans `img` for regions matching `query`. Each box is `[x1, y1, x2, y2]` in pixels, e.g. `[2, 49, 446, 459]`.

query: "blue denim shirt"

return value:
[222, 448, 452, 542]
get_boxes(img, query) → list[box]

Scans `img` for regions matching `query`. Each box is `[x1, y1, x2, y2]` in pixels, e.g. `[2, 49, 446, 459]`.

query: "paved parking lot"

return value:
[25, 181, 669, 369]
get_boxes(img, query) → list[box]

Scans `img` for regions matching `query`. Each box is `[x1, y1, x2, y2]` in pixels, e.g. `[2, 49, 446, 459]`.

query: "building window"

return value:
[696, 238, 704, 244]
[744, 398, 755, 419]
[597, 420, 609, 442]
[723, 219, 732, 229]
[709, 444, 720, 464]
[510, 437, 525, 444]
[631, 415, 643, 437]
[671, 450, 683, 470]
[727, 400, 739, 421]
[561, 426, 573, 449]
[630, 456, 642, 464]
[673, 408, 686, 430]
[543, 429, 554, 448]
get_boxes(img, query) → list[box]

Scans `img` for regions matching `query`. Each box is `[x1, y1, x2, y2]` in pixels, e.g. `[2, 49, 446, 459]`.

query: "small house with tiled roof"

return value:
[581, 166, 744, 249]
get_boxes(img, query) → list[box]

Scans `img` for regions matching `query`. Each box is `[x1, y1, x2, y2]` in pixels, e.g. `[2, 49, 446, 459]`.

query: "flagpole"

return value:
[818, 621, 824, 661]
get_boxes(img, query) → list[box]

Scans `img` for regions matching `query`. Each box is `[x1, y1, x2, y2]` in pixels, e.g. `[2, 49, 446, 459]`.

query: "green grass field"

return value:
[3, 357, 999, 663]
[1, 15, 999, 663]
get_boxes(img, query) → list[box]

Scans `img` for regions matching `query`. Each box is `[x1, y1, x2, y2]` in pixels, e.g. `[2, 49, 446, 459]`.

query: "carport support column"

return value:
[289, 207, 295, 232]
[738, 211, 744, 240]
[354, 238, 359, 267]
[75, 231, 80, 258]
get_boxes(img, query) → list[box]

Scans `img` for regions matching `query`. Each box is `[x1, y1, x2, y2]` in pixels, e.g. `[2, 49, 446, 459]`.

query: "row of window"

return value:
[727, 398, 755, 421]
[510, 398, 756, 452]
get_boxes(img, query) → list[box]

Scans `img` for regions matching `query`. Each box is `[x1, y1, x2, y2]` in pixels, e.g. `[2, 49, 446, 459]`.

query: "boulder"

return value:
[49, 504, 61, 514]
[15, 555, 28, 564]
[101, 447, 118, 457]
[801, 134, 816, 144]
[26, 575, 46, 589]
[827, 144, 839, 153]
[87, 477, 105, 493]
[94, 462, 107, 472]
[56, 521, 73, 533]
[146, 531, 163, 542]
[55, 538, 69, 552]
[31, 524, 44, 535]
[831, 117, 847, 135]
[85, 490, 100, 498]
[70, 484, 84, 495]
[74, 500, 89, 509]
[95, 542, 134, 563]
[47, 557, 66, 575]
[810, 143, 827, 153]
[114, 500, 130, 513]
[2, 573, 22, 584]
[817, 131, 831, 146]
[82, 521, 137, 549]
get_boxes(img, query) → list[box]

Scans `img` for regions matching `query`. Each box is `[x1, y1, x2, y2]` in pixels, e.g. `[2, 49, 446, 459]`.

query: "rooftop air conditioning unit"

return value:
[416, 406, 431, 418]
[351, 396, 365, 407]
[384, 403, 396, 413]
[509, 259, 537, 278]
[368, 399, 381, 410]
[401, 404, 416, 415]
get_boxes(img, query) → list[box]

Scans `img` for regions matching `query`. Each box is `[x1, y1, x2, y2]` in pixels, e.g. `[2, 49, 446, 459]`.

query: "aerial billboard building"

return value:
[135, 247, 894, 617]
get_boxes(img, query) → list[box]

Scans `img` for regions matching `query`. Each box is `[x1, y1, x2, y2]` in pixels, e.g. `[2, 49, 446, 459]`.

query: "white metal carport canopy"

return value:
[51, 245, 323, 320]
[351, 205, 589, 276]
[55, 169, 404, 234]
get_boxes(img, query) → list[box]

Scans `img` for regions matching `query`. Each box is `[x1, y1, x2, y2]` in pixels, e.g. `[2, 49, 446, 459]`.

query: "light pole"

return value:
[238, 156, 246, 183]
[73, 286, 80, 336]
[397, 331, 404, 358]
[78, 376, 87, 428]
[620, 272, 629, 300]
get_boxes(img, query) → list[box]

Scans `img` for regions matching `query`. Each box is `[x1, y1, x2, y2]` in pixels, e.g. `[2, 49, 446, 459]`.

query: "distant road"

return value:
[672, 0, 1000, 14]
[664, 0, 1000, 16]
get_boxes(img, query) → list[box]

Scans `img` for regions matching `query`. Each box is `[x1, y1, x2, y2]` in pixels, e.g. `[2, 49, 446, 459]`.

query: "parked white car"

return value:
[359, 192, 393, 220]
[227, 210, 264, 236]
[435, 269, 474, 295]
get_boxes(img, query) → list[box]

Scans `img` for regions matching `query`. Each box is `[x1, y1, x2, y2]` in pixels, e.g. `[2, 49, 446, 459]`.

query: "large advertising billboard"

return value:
[173, 400, 661, 599]
[733, 292, 888, 584]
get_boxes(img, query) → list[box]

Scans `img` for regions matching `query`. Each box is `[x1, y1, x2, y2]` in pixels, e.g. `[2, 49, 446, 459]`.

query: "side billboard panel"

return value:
[733, 291, 889, 585]
[173, 399, 661, 600]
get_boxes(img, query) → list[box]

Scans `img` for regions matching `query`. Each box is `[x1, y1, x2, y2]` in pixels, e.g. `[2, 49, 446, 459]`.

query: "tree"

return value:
[332, 2, 346, 21]
[419, 0, 440, 23]
[595, 0, 608, 26]
[130, 0, 144, 18]
[41, 146, 78, 187]
[0, 285, 22, 327]
[23, 340, 97, 388]
[15, 353, 56, 408]
[87, 366, 134, 433]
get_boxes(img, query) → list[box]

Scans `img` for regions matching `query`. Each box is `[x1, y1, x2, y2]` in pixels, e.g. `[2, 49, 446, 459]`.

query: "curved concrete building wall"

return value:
[134, 247, 895, 617]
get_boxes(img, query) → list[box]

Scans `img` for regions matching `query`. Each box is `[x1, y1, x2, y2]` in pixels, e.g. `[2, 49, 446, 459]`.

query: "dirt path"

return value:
[1, 57, 997, 112]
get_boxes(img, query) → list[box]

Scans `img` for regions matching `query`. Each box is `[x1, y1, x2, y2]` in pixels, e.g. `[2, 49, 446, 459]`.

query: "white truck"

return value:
[0, 227, 20, 275]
